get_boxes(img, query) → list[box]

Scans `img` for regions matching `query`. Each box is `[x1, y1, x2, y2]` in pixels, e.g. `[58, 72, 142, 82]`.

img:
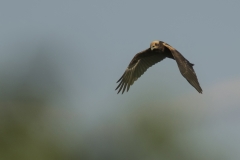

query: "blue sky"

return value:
[1, 0, 240, 159]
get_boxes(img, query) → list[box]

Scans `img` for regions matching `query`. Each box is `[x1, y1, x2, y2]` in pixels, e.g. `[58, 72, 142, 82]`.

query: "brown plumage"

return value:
[116, 40, 202, 94]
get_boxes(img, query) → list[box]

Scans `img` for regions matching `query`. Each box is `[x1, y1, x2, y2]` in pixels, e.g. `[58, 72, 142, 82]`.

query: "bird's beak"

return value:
[151, 46, 155, 50]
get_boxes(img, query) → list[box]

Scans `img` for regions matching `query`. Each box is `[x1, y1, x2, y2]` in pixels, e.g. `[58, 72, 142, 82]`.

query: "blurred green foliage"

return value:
[0, 42, 227, 160]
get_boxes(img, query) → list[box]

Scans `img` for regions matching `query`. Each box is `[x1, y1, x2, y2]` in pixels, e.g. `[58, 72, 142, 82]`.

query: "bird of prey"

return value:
[115, 40, 202, 94]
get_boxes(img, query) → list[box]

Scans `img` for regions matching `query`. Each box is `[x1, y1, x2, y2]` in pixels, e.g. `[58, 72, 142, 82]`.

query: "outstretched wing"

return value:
[163, 42, 202, 93]
[116, 48, 167, 94]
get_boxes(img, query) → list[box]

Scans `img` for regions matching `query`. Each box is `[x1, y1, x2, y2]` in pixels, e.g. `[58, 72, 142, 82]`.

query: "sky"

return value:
[1, 0, 240, 159]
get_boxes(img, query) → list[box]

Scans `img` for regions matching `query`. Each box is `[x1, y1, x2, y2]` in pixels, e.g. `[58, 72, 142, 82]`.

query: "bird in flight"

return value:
[115, 40, 202, 94]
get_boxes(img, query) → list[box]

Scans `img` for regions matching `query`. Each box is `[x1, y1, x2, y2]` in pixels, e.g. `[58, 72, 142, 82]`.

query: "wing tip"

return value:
[197, 87, 203, 94]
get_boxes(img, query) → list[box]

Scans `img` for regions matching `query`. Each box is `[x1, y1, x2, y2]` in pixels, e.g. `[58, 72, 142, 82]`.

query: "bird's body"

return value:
[116, 40, 202, 94]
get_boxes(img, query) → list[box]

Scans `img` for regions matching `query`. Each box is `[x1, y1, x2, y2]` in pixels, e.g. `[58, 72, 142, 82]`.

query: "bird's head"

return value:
[150, 41, 160, 50]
